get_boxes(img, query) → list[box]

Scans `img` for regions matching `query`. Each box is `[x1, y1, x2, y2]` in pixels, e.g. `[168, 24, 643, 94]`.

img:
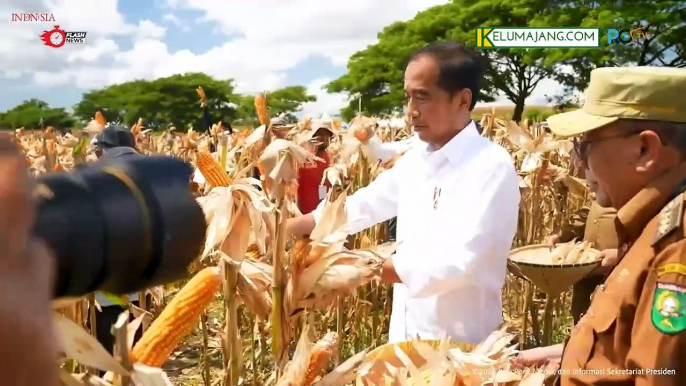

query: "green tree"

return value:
[536, 0, 685, 103]
[0, 99, 74, 129]
[328, 0, 569, 121]
[233, 86, 317, 126]
[330, 0, 685, 122]
[73, 73, 240, 130]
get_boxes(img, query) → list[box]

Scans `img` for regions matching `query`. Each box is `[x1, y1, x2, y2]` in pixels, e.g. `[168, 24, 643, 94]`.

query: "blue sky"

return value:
[0, 0, 562, 118]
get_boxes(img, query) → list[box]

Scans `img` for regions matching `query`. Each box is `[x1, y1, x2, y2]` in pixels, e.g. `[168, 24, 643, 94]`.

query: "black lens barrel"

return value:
[33, 156, 206, 298]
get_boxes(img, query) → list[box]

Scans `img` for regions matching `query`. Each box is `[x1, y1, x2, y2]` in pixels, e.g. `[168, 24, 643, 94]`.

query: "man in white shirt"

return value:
[288, 42, 520, 344]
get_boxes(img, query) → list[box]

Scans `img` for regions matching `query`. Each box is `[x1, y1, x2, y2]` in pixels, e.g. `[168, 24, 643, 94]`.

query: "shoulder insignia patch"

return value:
[651, 282, 686, 334]
[657, 263, 686, 278]
[652, 193, 684, 247]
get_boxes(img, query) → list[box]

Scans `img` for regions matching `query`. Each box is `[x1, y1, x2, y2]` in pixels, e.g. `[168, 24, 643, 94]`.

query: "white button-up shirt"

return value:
[312, 122, 520, 344]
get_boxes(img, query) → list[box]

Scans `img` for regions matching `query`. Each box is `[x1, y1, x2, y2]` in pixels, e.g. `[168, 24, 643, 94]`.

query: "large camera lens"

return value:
[33, 156, 206, 298]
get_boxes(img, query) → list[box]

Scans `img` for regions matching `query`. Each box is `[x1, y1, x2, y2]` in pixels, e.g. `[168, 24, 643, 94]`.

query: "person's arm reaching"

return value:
[288, 151, 405, 238]
[361, 135, 415, 163]
[391, 160, 520, 298]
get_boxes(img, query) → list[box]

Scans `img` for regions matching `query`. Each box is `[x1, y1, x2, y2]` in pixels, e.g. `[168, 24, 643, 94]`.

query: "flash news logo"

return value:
[39, 25, 87, 48]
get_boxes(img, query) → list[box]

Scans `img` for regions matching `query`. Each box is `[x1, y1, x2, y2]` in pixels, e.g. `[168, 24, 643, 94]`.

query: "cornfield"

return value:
[15, 91, 591, 386]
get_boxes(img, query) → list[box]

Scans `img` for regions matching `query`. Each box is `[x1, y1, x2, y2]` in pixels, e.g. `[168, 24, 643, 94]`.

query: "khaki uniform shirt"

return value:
[560, 201, 619, 251]
[559, 164, 686, 385]
[561, 202, 619, 322]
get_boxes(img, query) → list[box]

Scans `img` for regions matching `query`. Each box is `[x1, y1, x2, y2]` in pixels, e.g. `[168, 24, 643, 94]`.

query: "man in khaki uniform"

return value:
[546, 166, 619, 324]
[515, 66, 686, 385]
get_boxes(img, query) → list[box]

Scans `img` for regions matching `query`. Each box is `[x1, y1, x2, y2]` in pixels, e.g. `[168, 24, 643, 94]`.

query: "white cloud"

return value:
[162, 13, 189, 31]
[0, 0, 161, 77]
[66, 39, 118, 62]
[2, 0, 571, 117]
[136, 20, 166, 40]
[299, 78, 349, 119]
[162, 13, 181, 26]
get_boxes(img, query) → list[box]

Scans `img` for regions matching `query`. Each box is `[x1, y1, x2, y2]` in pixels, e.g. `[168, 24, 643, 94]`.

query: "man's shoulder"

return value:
[651, 192, 686, 249]
[474, 139, 517, 174]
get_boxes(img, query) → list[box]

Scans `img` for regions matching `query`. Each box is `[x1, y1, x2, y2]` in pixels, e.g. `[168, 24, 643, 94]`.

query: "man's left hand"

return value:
[600, 248, 619, 267]
[380, 259, 402, 284]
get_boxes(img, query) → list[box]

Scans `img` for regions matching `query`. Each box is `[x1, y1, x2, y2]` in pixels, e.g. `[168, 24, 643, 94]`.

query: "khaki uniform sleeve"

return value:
[559, 206, 590, 243]
[625, 240, 686, 386]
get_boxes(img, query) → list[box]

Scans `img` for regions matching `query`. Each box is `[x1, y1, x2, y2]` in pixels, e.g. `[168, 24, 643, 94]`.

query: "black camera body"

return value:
[34, 156, 206, 298]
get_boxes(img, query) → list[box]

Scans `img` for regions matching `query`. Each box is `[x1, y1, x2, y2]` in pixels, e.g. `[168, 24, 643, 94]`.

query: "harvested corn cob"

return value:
[255, 94, 269, 126]
[302, 332, 339, 385]
[130, 267, 221, 367]
[131, 118, 143, 136]
[196, 151, 230, 187]
[95, 111, 106, 126]
[196, 86, 206, 103]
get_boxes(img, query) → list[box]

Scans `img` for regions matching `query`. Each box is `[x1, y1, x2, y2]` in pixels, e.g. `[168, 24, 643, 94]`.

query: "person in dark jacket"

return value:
[93, 125, 138, 159]
[89, 125, 143, 358]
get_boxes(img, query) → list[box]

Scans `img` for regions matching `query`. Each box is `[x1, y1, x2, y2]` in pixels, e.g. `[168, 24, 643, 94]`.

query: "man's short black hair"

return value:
[408, 42, 486, 111]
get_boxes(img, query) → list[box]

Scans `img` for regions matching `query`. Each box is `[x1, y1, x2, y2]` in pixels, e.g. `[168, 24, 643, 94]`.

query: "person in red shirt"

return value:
[297, 119, 334, 214]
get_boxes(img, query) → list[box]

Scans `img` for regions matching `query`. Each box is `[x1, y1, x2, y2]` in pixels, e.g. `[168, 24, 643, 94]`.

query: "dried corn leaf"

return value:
[53, 313, 129, 375]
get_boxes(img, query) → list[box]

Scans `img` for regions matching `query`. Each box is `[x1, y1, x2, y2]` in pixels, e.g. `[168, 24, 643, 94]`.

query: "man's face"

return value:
[585, 167, 612, 207]
[404, 56, 470, 146]
[313, 128, 332, 152]
[575, 121, 673, 208]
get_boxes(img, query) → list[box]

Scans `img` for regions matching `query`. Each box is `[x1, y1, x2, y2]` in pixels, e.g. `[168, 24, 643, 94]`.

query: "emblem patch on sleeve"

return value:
[652, 282, 686, 334]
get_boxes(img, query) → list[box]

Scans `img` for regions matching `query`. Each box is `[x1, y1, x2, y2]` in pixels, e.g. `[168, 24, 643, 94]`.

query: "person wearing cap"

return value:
[514, 66, 686, 385]
[93, 125, 138, 158]
[296, 117, 334, 215]
[90, 125, 143, 357]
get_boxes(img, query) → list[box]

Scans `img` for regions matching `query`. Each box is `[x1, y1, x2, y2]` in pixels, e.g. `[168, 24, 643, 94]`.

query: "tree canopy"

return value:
[328, 0, 685, 121]
[233, 86, 316, 126]
[73, 73, 239, 130]
[66, 73, 316, 131]
[0, 99, 74, 129]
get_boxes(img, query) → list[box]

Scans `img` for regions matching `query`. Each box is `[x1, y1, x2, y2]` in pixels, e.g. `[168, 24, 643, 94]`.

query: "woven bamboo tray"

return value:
[508, 244, 601, 297]
[356, 340, 476, 385]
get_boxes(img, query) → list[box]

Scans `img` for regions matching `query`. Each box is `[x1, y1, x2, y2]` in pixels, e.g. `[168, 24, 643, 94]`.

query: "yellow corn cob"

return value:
[130, 267, 221, 367]
[46, 139, 55, 153]
[254, 94, 269, 126]
[196, 86, 206, 102]
[302, 332, 339, 385]
[196, 151, 230, 187]
[131, 118, 143, 136]
[94, 111, 106, 126]
[244, 244, 260, 260]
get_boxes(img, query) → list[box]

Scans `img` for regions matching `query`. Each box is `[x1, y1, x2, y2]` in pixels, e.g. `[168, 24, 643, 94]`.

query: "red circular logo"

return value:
[40, 25, 66, 48]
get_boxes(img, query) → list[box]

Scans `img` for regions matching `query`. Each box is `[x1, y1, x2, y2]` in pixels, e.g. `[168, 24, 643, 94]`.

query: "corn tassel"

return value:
[196, 151, 230, 187]
[130, 267, 221, 367]
[255, 94, 269, 126]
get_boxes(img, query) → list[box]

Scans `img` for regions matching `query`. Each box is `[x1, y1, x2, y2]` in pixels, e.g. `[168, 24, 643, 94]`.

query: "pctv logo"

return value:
[607, 26, 650, 44]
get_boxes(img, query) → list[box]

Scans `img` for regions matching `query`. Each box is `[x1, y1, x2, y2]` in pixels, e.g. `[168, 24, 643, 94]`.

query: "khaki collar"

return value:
[616, 162, 686, 243]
